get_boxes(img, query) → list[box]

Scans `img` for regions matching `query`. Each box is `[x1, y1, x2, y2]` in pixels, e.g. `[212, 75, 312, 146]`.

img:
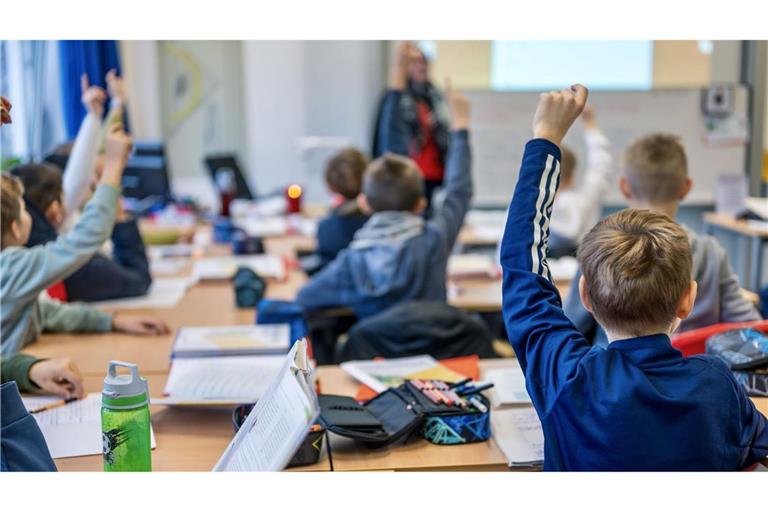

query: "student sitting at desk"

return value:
[563, 133, 761, 347]
[501, 84, 767, 470]
[315, 148, 370, 268]
[296, 87, 472, 319]
[15, 70, 152, 302]
[547, 106, 613, 257]
[12, 160, 152, 302]
[1, 125, 169, 381]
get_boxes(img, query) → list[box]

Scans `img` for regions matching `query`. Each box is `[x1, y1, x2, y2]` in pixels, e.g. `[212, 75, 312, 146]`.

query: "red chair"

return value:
[671, 319, 768, 357]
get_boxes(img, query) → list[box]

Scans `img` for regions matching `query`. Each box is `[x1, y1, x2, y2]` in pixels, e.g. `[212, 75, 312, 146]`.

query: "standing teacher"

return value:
[374, 42, 451, 205]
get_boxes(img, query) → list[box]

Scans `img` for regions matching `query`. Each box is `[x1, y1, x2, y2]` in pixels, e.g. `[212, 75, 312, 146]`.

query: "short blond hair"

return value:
[624, 134, 688, 204]
[577, 209, 692, 336]
[1, 174, 24, 246]
[559, 145, 577, 185]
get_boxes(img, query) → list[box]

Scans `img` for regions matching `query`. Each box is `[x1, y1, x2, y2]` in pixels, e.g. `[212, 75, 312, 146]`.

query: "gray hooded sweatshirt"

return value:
[296, 130, 472, 319]
[563, 225, 762, 347]
[1, 185, 118, 357]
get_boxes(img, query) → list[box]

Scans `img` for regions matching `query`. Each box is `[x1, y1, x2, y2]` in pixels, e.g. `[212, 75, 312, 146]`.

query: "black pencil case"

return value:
[318, 380, 491, 447]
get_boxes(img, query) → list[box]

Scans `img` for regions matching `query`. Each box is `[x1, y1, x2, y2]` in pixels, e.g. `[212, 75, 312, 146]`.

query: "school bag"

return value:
[705, 328, 768, 397]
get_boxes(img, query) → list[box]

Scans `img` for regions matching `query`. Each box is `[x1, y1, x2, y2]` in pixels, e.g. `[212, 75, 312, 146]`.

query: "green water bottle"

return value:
[101, 361, 152, 471]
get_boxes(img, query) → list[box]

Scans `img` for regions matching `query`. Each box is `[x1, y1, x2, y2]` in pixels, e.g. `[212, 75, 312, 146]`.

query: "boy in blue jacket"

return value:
[296, 88, 472, 319]
[501, 84, 767, 470]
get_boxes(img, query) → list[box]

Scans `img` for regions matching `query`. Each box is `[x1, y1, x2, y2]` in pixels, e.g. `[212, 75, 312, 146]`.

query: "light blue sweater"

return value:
[1, 185, 119, 357]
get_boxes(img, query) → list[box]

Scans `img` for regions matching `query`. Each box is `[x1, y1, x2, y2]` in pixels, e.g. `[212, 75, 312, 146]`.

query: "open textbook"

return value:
[214, 339, 319, 471]
[172, 324, 291, 357]
[192, 255, 286, 281]
[156, 354, 286, 406]
[341, 355, 466, 393]
[21, 393, 156, 459]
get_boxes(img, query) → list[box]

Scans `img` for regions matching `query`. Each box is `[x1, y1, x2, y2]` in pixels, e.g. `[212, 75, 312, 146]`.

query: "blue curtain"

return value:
[58, 40, 122, 139]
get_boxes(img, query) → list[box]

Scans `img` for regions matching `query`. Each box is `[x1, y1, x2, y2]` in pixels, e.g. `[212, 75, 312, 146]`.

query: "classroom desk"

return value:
[449, 278, 571, 312]
[26, 222, 768, 472]
[703, 212, 768, 292]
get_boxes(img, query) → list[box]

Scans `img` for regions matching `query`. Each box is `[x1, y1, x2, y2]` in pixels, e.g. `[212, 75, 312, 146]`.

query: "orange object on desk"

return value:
[354, 354, 481, 402]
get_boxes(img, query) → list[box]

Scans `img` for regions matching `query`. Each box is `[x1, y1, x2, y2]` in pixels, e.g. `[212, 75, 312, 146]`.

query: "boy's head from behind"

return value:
[558, 145, 577, 190]
[577, 209, 697, 339]
[620, 134, 692, 211]
[359, 153, 426, 214]
[1, 174, 32, 249]
[9, 163, 66, 230]
[325, 148, 369, 201]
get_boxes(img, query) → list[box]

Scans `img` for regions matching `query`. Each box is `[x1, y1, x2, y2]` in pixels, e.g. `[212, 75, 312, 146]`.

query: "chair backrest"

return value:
[340, 301, 499, 362]
[671, 319, 768, 357]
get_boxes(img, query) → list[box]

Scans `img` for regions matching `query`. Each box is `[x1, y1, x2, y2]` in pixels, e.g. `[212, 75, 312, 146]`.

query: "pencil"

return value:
[29, 397, 78, 414]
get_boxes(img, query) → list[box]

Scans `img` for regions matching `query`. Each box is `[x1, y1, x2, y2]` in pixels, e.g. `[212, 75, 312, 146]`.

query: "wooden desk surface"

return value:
[703, 212, 768, 238]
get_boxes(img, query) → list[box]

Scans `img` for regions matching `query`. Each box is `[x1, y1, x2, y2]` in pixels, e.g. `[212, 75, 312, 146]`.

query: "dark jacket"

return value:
[25, 200, 152, 302]
[1, 382, 57, 471]
[316, 201, 368, 267]
[373, 85, 450, 168]
[502, 138, 768, 470]
[340, 300, 498, 362]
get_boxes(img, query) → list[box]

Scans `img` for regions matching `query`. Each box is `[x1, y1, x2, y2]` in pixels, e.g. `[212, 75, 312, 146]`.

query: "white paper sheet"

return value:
[88, 277, 195, 310]
[485, 367, 532, 406]
[21, 393, 156, 459]
[214, 340, 319, 471]
[162, 355, 286, 403]
[491, 407, 544, 467]
[172, 324, 291, 357]
[192, 255, 286, 281]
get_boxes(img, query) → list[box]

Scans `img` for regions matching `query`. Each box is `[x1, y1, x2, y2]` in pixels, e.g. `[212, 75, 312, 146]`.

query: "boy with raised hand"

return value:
[563, 133, 761, 347]
[501, 84, 767, 470]
[1, 125, 169, 395]
[296, 85, 472, 319]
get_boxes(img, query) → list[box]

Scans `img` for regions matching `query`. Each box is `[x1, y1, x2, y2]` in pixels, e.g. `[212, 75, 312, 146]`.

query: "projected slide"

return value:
[490, 41, 653, 91]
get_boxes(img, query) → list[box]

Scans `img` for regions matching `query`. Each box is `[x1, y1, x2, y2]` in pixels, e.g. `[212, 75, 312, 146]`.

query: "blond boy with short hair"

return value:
[564, 133, 760, 347]
[501, 85, 767, 470]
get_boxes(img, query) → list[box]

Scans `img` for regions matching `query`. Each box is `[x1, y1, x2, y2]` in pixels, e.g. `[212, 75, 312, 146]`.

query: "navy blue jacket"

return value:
[25, 201, 152, 302]
[0, 382, 57, 471]
[501, 138, 768, 471]
[316, 203, 368, 267]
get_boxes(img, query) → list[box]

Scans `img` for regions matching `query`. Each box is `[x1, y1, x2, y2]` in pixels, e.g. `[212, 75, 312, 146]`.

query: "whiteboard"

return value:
[464, 86, 749, 206]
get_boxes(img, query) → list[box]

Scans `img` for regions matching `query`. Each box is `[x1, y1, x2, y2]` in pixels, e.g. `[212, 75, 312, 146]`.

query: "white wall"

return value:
[242, 41, 387, 202]
[157, 41, 247, 207]
[119, 41, 162, 139]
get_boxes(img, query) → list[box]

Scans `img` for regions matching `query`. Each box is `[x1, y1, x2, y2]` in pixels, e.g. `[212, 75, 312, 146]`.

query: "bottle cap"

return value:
[103, 361, 149, 408]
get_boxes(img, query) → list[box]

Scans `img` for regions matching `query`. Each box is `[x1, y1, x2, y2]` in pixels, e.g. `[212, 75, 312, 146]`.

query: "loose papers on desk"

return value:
[192, 255, 286, 281]
[21, 393, 156, 459]
[484, 367, 532, 406]
[157, 355, 286, 406]
[214, 339, 319, 471]
[87, 277, 195, 310]
[341, 355, 465, 394]
[491, 407, 544, 467]
[172, 324, 291, 357]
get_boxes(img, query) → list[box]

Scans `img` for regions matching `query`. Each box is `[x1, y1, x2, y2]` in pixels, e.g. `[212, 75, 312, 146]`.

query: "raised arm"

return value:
[63, 75, 106, 216]
[3, 127, 133, 303]
[428, 86, 472, 249]
[501, 86, 593, 411]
